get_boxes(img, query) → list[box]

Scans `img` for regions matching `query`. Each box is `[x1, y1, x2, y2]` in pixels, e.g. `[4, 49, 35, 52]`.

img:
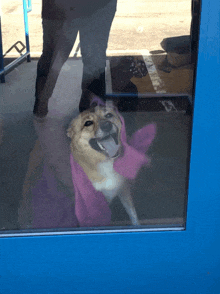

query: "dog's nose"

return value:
[100, 121, 112, 133]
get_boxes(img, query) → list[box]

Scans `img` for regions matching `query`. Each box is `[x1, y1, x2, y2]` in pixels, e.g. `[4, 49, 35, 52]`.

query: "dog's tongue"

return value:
[99, 135, 119, 158]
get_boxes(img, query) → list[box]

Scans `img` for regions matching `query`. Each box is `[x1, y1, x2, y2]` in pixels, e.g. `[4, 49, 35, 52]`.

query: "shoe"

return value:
[79, 78, 106, 112]
[79, 89, 92, 112]
[33, 97, 49, 118]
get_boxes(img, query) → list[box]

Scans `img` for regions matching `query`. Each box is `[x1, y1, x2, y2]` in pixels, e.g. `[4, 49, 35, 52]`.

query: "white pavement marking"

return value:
[140, 50, 167, 94]
[71, 32, 80, 57]
[159, 100, 178, 112]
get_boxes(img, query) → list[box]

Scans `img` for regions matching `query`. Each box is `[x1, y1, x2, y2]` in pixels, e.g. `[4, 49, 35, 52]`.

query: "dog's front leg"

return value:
[118, 183, 140, 226]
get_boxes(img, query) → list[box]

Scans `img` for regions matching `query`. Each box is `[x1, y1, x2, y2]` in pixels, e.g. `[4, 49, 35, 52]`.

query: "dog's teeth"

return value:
[97, 141, 105, 151]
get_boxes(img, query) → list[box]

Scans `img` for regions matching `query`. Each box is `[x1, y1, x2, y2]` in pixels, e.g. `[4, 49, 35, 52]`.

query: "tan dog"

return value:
[67, 104, 140, 225]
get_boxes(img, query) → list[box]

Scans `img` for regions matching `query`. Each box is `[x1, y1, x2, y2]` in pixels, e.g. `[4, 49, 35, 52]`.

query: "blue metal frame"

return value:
[0, 0, 32, 83]
[0, 0, 220, 293]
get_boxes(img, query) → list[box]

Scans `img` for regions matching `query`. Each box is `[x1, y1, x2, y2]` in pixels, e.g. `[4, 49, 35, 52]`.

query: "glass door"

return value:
[1, 0, 195, 233]
[1, 0, 220, 293]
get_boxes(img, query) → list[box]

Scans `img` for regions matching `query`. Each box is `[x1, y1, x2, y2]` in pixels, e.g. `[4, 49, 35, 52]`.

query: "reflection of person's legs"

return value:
[79, 0, 117, 111]
[18, 139, 44, 229]
[34, 19, 78, 117]
[33, 116, 75, 197]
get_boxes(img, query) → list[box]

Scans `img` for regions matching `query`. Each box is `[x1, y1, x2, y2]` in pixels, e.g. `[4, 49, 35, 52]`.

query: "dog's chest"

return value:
[92, 161, 125, 203]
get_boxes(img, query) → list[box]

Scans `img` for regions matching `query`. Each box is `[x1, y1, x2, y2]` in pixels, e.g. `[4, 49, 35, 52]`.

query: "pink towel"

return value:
[32, 164, 79, 229]
[31, 97, 156, 228]
[70, 100, 156, 227]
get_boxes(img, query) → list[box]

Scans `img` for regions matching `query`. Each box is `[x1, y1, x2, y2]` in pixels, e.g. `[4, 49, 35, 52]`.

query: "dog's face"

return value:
[67, 104, 122, 160]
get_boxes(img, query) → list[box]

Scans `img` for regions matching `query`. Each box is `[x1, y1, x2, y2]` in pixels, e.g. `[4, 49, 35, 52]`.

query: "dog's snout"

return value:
[100, 121, 112, 133]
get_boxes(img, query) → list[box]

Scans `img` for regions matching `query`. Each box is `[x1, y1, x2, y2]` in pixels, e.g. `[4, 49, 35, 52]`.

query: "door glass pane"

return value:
[0, 0, 198, 235]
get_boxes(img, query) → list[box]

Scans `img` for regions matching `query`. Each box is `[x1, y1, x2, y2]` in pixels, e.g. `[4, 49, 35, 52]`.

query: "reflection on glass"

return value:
[0, 100, 191, 231]
[0, 0, 195, 233]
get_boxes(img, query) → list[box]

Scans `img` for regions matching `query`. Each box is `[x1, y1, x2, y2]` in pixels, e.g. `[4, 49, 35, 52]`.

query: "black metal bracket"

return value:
[3, 41, 26, 58]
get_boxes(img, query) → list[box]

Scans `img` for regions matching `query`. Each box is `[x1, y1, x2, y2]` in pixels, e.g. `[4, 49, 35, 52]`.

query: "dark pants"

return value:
[34, 0, 117, 115]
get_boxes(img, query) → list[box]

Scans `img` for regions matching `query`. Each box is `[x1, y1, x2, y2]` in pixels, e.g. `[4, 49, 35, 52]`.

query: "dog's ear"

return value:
[67, 115, 83, 138]
[90, 101, 98, 108]
[106, 100, 114, 109]
[67, 121, 76, 139]
[67, 126, 73, 138]
[106, 99, 119, 112]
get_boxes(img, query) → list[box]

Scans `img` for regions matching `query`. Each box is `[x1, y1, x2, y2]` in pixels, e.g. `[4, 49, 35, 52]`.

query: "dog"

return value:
[67, 102, 140, 226]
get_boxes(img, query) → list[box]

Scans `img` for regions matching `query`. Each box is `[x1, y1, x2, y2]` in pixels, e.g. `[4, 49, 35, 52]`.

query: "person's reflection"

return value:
[33, 0, 117, 118]
[19, 114, 79, 229]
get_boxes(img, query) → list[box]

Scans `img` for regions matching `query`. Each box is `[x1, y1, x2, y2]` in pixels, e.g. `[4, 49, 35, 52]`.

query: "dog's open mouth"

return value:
[89, 133, 120, 158]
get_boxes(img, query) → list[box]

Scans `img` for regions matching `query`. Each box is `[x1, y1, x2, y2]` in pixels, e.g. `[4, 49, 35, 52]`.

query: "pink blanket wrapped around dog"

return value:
[32, 107, 156, 229]
[70, 113, 156, 227]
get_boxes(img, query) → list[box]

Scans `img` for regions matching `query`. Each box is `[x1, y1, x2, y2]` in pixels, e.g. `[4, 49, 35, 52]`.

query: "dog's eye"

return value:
[105, 113, 113, 119]
[84, 120, 93, 127]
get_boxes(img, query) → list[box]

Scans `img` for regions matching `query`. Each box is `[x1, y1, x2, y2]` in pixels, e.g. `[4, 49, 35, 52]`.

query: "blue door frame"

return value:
[0, 0, 220, 293]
